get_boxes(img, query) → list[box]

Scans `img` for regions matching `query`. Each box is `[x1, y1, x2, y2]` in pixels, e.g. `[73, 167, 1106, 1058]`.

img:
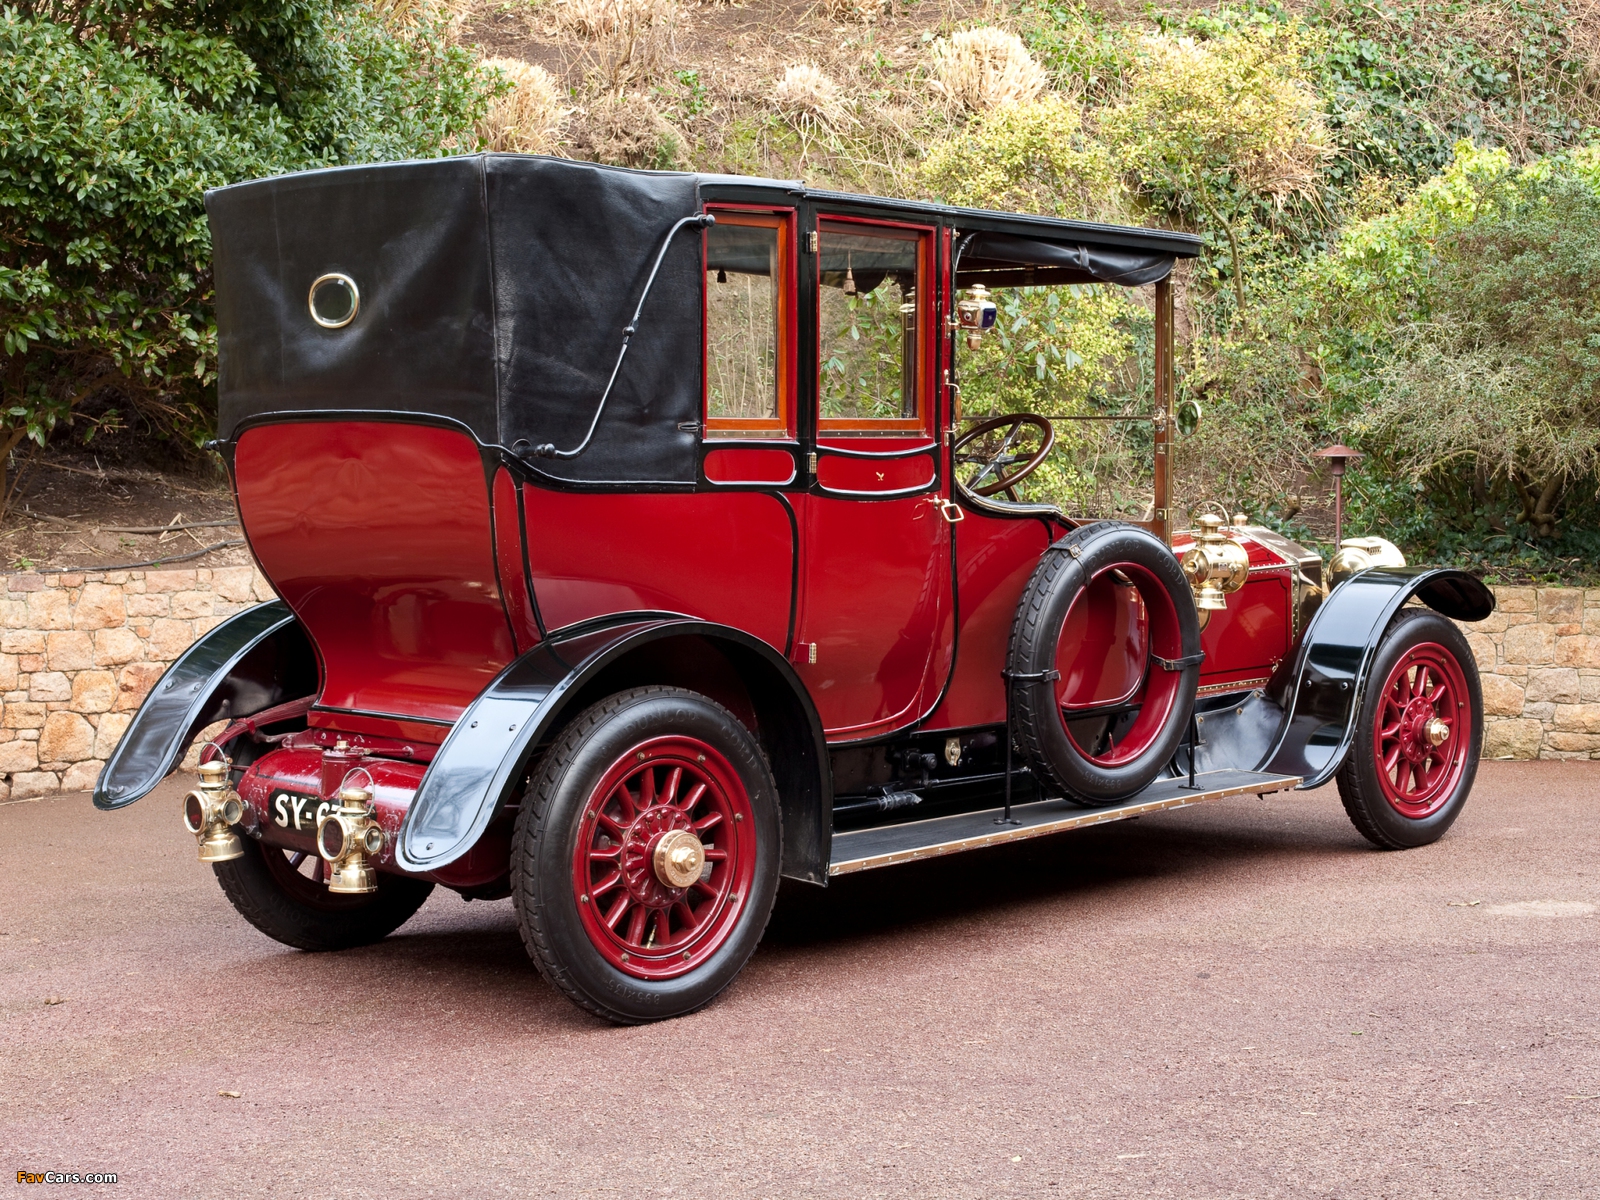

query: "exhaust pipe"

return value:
[182, 759, 245, 863]
[317, 783, 384, 895]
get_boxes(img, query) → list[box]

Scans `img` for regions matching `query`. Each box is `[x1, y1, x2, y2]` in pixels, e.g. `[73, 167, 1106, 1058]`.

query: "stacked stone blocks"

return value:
[1457, 587, 1600, 759]
[0, 566, 274, 799]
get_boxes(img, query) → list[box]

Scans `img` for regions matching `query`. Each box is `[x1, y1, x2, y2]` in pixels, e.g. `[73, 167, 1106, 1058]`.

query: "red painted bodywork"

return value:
[814, 451, 937, 493]
[522, 486, 792, 649]
[237, 741, 509, 888]
[1058, 573, 1148, 710]
[1170, 529, 1297, 692]
[703, 447, 797, 485]
[235, 422, 515, 734]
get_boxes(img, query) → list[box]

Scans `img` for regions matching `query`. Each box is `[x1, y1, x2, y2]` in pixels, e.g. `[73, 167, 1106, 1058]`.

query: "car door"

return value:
[791, 213, 955, 739]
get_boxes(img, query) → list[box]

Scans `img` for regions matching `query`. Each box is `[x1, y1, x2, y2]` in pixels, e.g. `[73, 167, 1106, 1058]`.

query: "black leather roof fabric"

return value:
[486, 157, 702, 485]
[208, 157, 499, 443]
[957, 231, 1176, 286]
[207, 156, 1193, 486]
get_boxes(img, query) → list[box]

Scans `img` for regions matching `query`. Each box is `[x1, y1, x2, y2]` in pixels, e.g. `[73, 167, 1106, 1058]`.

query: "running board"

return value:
[827, 768, 1301, 877]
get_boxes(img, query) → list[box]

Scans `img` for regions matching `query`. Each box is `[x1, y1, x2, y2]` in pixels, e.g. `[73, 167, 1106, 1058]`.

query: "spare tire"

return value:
[1008, 521, 1203, 805]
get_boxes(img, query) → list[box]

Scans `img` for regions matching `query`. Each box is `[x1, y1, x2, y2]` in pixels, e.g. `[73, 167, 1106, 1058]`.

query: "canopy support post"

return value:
[1151, 277, 1175, 546]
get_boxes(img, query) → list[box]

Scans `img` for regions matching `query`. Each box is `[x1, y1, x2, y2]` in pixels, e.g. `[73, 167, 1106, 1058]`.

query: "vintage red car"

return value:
[96, 156, 1494, 1023]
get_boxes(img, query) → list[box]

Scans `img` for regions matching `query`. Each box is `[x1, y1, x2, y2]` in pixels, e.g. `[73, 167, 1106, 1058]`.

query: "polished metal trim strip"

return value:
[826, 773, 1301, 876]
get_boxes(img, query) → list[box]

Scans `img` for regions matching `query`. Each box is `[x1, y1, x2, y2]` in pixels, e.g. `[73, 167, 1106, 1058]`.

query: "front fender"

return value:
[93, 601, 318, 810]
[394, 618, 830, 880]
[1260, 567, 1494, 788]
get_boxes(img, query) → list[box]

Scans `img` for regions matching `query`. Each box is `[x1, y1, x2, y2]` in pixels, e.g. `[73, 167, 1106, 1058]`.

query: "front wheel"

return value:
[511, 686, 781, 1024]
[1337, 608, 1483, 849]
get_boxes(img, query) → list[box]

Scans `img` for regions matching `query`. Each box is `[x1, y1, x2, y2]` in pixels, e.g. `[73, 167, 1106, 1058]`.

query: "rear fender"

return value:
[394, 618, 831, 884]
[1258, 567, 1494, 788]
[93, 601, 318, 809]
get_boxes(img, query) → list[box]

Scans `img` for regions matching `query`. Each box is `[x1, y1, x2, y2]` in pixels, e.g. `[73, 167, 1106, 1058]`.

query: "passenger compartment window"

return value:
[704, 210, 793, 439]
[817, 220, 928, 431]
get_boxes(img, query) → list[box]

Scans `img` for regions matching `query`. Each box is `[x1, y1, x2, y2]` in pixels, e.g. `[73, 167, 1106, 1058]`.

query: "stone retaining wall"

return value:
[0, 573, 1588, 800]
[0, 567, 274, 800]
[1459, 587, 1600, 760]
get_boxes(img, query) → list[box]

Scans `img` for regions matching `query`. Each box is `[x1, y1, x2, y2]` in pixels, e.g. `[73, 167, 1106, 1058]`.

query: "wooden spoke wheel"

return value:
[213, 838, 433, 951]
[1337, 609, 1482, 849]
[512, 686, 781, 1024]
[954, 414, 1055, 500]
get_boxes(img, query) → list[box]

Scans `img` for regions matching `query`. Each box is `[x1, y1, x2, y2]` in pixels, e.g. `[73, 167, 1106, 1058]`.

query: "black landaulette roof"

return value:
[206, 155, 1198, 488]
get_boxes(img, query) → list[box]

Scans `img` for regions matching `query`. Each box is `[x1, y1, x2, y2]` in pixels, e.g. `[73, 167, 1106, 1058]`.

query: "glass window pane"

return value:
[819, 227, 919, 423]
[706, 221, 780, 429]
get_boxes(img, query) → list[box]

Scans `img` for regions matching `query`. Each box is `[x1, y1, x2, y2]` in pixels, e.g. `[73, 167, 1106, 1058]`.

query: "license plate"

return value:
[268, 789, 331, 834]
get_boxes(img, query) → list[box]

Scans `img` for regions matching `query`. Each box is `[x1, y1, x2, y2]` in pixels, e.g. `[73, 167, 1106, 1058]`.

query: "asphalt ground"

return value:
[3, 760, 1598, 1199]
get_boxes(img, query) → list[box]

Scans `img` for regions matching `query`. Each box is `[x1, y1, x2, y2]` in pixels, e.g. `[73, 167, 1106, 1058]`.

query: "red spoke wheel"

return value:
[512, 686, 781, 1024]
[1337, 609, 1482, 849]
[1010, 522, 1202, 805]
[213, 838, 434, 951]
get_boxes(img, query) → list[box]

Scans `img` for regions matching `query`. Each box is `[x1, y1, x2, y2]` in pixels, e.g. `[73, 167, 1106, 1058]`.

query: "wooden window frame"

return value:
[702, 206, 796, 440]
[815, 216, 934, 436]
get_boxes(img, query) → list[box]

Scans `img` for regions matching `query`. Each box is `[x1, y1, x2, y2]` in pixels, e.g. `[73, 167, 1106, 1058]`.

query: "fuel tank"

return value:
[235, 736, 511, 892]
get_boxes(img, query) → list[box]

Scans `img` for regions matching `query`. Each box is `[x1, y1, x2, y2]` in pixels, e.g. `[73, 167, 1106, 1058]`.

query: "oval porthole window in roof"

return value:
[308, 273, 360, 329]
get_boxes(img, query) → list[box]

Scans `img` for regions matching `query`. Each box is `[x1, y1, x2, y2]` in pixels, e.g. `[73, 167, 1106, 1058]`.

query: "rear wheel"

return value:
[511, 686, 781, 1024]
[1337, 608, 1482, 849]
[214, 839, 434, 951]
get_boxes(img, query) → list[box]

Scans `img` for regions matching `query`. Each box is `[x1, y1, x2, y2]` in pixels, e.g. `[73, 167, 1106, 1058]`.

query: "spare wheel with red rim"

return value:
[1008, 521, 1203, 805]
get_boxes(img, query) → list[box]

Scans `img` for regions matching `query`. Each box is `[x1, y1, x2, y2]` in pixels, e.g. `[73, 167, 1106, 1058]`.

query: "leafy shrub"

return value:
[0, 0, 496, 497]
[919, 96, 1119, 220]
[1360, 162, 1600, 537]
[1101, 23, 1329, 318]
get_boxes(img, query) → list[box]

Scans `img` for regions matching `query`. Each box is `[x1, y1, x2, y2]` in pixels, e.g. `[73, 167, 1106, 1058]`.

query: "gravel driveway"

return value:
[3, 760, 1597, 1197]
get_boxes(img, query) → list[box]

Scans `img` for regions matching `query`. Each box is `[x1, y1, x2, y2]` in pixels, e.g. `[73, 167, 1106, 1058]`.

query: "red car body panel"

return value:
[522, 486, 794, 651]
[234, 422, 515, 735]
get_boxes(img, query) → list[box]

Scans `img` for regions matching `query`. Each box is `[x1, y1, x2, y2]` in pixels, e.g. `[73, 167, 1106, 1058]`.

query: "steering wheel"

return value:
[953, 414, 1056, 500]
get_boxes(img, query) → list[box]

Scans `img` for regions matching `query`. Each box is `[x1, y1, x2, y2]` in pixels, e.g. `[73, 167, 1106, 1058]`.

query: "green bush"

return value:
[0, 0, 497, 495]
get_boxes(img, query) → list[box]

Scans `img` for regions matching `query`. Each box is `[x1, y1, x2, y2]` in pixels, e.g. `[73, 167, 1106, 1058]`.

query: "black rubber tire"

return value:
[1009, 521, 1202, 805]
[1337, 608, 1483, 850]
[511, 686, 782, 1025]
[214, 839, 434, 951]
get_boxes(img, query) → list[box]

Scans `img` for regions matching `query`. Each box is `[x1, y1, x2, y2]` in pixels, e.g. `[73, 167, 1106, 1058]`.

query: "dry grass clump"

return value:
[556, 0, 676, 84]
[773, 64, 853, 132]
[565, 94, 684, 169]
[931, 27, 1048, 112]
[478, 58, 565, 153]
[556, 0, 672, 38]
[375, 0, 475, 39]
[823, 0, 887, 24]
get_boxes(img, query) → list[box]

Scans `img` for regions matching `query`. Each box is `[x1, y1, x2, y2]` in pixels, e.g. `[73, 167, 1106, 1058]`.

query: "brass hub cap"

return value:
[652, 828, 706, 890]
[1424, 716, 1450, 747]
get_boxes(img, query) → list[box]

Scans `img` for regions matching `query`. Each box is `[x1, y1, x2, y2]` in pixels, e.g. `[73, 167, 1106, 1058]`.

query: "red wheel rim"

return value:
[1372, 642, 1470, 819]
[572, 735, 756, 981]
[1055, 563, 1186, 767]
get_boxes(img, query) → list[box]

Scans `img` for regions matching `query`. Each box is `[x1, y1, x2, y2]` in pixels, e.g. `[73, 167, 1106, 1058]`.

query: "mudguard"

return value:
[1184, 568, 1493, 787]
[394, 618, 832, 883]
[93, 601, 318, 810]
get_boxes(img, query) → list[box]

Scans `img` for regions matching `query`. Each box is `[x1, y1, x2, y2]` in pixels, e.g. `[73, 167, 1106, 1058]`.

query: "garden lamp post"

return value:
[1314, 444, 1363, 545]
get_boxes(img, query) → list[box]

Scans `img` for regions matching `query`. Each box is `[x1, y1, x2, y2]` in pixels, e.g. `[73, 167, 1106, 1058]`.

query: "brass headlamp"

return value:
[317, 783, 384, 895]
[1327, 536, 1406, 588]
[1181, 514, 1250, 628]
[182, 758, 245, 863]
[955, 285, 997, 350]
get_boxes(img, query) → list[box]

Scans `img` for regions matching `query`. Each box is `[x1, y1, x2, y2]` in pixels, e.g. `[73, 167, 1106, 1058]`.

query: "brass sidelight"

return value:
[182, 758, 246, 863]
[955, 285, 997, 350]
[1180, 514, 1250, 628]
[317, 783, 385, 895]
